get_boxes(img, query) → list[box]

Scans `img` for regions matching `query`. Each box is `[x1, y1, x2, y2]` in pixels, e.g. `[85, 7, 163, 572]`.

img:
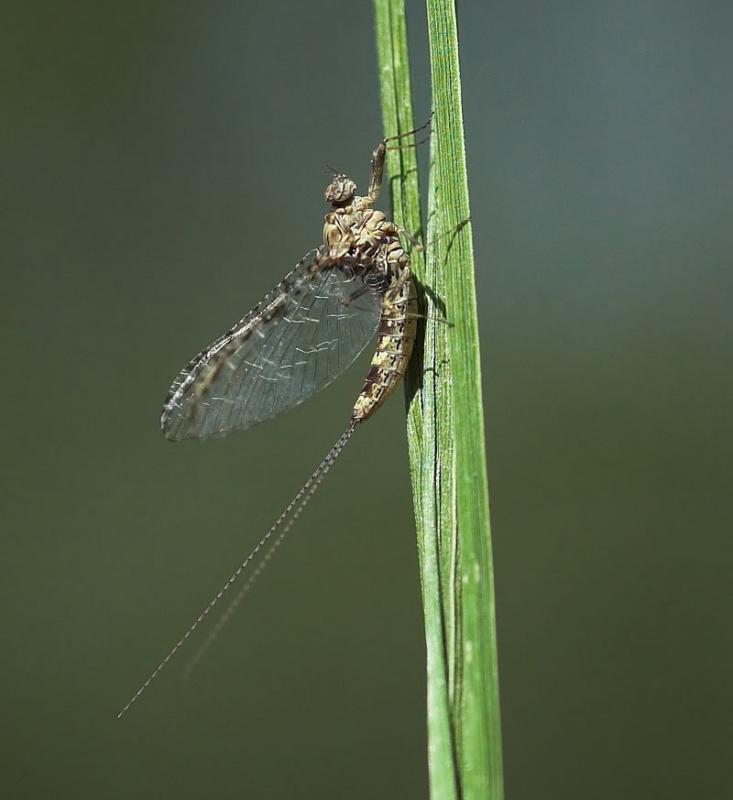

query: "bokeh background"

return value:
[3, 1, 731, 798]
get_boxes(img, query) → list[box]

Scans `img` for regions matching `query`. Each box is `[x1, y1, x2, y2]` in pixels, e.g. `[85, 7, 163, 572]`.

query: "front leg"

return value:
[367, 141, 387, 205]
[367, 117, 434, 204]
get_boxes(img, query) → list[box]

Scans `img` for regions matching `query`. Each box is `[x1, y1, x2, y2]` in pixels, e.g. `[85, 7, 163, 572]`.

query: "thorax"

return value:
[322, 197, 394, 261]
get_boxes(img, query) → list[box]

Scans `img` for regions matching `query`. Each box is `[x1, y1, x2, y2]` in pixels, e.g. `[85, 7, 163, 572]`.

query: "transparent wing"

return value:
[161, 249, 382, 441]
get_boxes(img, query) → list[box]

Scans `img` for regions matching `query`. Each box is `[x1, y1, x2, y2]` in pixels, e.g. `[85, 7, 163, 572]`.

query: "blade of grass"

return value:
[374, 4, 459, 799]
[425, 2, 504, 798]
[375, 2, 503, 799]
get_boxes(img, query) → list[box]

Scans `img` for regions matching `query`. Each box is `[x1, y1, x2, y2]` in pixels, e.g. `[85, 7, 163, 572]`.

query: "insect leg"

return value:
[367, 116, 434, 203]
[383, 115, 433, 145]
[367, 141, 387, 204]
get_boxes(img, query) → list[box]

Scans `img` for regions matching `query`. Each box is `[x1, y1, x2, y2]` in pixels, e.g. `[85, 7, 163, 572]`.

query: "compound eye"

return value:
[325, 175, 356, 205]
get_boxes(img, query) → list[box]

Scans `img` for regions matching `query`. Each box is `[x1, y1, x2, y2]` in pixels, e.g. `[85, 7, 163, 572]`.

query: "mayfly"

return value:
[118, 123, 428, 718]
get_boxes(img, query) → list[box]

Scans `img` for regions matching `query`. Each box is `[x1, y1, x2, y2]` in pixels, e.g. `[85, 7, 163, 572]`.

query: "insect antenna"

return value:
[117, 419, 359, 719]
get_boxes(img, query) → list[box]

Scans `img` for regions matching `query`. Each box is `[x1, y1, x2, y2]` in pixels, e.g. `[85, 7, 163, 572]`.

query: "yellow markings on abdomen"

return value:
[351, 275, 417, 424]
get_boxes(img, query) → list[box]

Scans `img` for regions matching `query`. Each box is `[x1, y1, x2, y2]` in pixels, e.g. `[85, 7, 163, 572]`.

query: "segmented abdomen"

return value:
[351, 264, 417, 424]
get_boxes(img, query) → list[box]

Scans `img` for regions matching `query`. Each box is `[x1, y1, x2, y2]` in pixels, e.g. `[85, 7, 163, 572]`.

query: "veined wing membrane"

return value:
[161, 250, 381, 441]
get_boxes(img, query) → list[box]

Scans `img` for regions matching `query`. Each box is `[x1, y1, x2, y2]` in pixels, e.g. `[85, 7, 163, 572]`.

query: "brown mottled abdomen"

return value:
[351, 271, 417, 424]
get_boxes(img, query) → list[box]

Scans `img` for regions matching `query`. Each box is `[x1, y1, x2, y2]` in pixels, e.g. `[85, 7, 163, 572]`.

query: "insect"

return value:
[118, 123, 428, 718]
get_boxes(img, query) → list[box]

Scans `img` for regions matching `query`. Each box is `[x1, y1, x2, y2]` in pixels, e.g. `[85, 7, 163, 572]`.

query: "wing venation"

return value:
[161, 249, 381, 441]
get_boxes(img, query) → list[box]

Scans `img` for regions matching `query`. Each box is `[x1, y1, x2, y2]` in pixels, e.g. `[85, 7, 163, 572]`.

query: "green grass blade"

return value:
[375, 2, 457, 799]
[375, 2, 502, 798]
[374, 4, 459, 799]
[425, 1, 504, 798]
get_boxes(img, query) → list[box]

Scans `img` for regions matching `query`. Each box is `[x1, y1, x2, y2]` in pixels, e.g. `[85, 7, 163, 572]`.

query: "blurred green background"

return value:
[3, 1, 731, 798]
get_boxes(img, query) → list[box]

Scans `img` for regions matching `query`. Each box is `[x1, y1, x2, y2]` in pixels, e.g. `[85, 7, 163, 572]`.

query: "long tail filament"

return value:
[117, 420, 358, 719]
